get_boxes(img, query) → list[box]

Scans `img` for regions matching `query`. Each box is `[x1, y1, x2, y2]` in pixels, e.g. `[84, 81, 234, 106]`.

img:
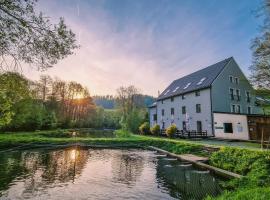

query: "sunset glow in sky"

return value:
[23, 0, 262, 96]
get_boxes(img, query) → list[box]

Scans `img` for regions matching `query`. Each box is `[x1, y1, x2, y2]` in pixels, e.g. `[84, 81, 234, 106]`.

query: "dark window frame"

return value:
[237, 105, 241, 113]
[229, 76, 233, 83]
[171, 108, 174, 115]
[247, 106, 251, 114]
[224, 123, 233, 133]
[196, 104, 201, 113]
[235, 77, 239, 84]
[231, 104, 236, 113]
[182, 121, 186, 131]
[182, 106, 186, 114]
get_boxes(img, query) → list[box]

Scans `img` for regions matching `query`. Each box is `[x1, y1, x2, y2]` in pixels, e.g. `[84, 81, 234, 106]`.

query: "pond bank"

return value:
[149, 146, 242, 179]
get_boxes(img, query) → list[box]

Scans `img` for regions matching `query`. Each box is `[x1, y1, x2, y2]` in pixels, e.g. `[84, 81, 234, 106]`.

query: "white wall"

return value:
[149, 107, 157, 127]
[156, 88, 213, 135]
[213, 113, 249, 140]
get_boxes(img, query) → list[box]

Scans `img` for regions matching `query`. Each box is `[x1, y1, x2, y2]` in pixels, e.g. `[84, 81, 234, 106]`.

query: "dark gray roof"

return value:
[158, 57, 233, 100]
[148, 102, 157, 108]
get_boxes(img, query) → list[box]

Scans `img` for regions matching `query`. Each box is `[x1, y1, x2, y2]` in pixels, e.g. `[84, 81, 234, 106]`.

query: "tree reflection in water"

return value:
[0, 147, 89, 194]
[111, 150, 144, 186]
[0, 147, 223, 200]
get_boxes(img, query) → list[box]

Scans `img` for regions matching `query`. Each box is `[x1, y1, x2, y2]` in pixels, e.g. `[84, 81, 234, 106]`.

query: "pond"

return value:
[0, 146, 222, 200]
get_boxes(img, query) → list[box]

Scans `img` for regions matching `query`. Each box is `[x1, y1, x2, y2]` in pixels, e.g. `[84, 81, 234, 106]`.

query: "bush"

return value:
[139, 122, 150, 135]
[150, 124, 160, 135]
[166, 124, 177, 138]
[114, 129, 132, 138]
[206, 187, 270, 200]
[210, 147, 270, 191]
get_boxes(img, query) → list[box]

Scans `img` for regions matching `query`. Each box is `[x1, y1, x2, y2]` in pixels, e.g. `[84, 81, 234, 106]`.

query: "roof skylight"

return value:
[173, 86, 179, 92]
[163, 89, 170, 96]
[197, 77, 206, 85]
[183, 83, 191, 89]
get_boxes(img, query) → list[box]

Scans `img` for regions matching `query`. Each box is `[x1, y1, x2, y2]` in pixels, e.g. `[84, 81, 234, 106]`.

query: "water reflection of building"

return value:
[156, 158, 222, 200]
[111, 150, 144, 186]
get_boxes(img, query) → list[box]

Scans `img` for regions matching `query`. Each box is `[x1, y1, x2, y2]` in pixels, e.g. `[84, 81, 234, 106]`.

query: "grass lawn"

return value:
[0, 129, 266, 152]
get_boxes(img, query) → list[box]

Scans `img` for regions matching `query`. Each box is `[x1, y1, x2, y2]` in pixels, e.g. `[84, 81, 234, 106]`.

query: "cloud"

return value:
[22, 0, 259, 96]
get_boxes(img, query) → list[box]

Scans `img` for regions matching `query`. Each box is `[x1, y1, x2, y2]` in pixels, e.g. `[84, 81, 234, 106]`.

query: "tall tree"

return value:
[116, 85, 139, 122]
[0, 72, 31, 126]
[116, 85, 146, 132]
[250, 0, 270, 88]
[0, 0, 77, 71]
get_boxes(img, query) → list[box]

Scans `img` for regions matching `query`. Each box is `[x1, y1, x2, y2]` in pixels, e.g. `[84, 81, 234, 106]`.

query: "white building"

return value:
[149, 57, 263, 140]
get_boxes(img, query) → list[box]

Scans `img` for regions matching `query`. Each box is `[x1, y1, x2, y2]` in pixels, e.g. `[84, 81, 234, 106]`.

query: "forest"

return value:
[0, 72, 152, 132]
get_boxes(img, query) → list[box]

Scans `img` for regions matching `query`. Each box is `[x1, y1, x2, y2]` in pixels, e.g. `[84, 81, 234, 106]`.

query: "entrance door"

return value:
[197, 121, 202, 132]
[257, 123, 270, 141]
[182, 121, 186, 131]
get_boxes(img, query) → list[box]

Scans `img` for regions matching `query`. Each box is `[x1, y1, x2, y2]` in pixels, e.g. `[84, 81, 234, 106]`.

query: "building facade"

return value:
[149, 57, 263, 139]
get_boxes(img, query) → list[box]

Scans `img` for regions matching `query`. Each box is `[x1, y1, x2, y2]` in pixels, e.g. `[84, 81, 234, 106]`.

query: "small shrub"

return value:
[114, 129, 131, 138]
[139, 122, 150, 135]
[150, 124, 160, 135]
[206, 187, 270, 200]
[166, 124, 177, 138]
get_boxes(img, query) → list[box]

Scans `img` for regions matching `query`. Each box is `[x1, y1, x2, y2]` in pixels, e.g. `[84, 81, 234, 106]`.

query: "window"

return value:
[235, 77, 239, 84]
[236, 105, 241, 113]
[153, 114, 157, 121]
[231, 104, 236, 113]
[182, 121, 186, 131]
[162, 109, 165, 116]
[195, 91, 200, 96]
[182, 95, 186, 100]
[173, 86, 179, 92]
[196, 104, 201, 113]
[197, 121, 202, 132]
[230, 88, 234, 100]
[229, 76, 233, 83]
[246, 91, 250, 102]
[162, 122, 165, 129]
[171, 97, 174, 102]
[171, 108, 174, 115]
[183, 82, 191, 89]
[162, 100, 164, 104]
[182, 106, 186, 114]
[247, 106, 252, 114]
[236, 89, 240, 101]
[224, 123, 233, 133]
[197, 77, 206, 85]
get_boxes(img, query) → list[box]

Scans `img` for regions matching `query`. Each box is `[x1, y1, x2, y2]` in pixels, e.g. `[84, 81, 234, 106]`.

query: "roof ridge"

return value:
[158, 57, 234, 100]
[172, 57, 233, 82]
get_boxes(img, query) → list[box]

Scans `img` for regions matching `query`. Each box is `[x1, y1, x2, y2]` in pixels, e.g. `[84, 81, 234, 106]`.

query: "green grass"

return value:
[0, 130, 209, 156]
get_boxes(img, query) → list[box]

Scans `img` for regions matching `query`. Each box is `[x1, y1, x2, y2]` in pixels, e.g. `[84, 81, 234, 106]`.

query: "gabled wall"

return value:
[211, 58, 262, 114]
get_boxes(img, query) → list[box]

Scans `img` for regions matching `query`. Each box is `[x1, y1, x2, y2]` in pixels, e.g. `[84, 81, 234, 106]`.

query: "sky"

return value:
[22, 0, 263, 97]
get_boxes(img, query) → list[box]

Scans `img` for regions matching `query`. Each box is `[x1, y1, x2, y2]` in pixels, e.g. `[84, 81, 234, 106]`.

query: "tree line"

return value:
[0, 72, 150, 132]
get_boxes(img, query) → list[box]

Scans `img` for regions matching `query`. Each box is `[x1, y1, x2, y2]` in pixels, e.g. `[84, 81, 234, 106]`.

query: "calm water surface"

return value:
[0, 147, 222, 200]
